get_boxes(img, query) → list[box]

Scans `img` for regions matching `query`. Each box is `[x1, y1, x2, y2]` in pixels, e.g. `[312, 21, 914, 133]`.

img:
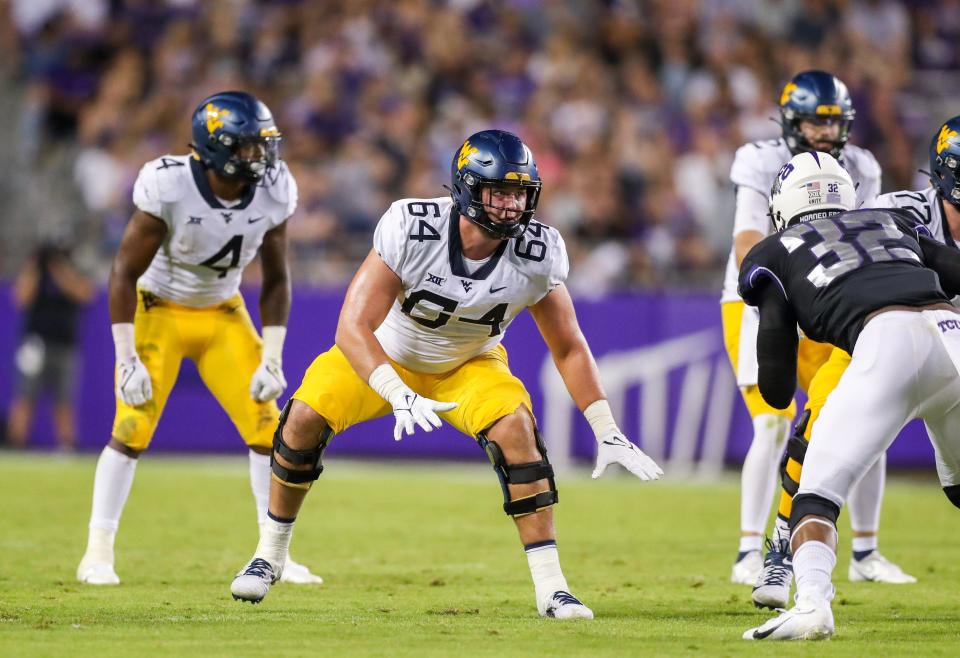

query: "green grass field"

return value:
[2, 454, 959, 657]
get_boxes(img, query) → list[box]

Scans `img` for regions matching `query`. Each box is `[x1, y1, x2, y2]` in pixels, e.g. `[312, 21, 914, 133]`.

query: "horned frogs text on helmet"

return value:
[768, 151, 856, 232]
[190, 91, 281, 183]
[929, 116, 960, 208]
[449, 129, 542, 240]
[779, 70, 855, 159]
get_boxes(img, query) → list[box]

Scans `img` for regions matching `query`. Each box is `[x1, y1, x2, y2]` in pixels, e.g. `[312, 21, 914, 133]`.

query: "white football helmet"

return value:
[768, 151, 856, 231]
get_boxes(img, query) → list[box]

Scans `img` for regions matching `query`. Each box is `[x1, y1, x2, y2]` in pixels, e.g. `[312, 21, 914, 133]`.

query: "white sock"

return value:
[740, 414, 789, 538]
[525, 541, 569, 611]
[793, 540, 836, 605]
[86, 446, 138, 560]
[739, 535, 763, 554]
[851, 536, 878, 555]
[773, 516, 791, 545]
[848, 453, 885, 539]
[248, 450, 271, 526]
[255, 516, 294, 571]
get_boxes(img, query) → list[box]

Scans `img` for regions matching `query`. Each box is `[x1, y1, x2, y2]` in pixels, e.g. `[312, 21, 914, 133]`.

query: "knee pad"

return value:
[779, 410, 811, 497]
[479, 428, 558, 517]
[790, 492, 840, 529]
[270, 400, 332, 489]
[943, 484, 960, 509]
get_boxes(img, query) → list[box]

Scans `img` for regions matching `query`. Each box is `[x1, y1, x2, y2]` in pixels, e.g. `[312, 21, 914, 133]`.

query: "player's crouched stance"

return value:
[740, 152, 960, 640]
[231, 130, 663, 618]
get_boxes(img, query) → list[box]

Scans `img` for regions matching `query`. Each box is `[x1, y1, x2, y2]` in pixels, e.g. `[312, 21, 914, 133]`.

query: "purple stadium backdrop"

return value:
[0, 285, 934, 470]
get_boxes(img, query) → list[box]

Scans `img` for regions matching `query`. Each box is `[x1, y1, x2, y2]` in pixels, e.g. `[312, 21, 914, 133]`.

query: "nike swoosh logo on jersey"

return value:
[490, 285, 507, 293]
[248, 216, 265, 224]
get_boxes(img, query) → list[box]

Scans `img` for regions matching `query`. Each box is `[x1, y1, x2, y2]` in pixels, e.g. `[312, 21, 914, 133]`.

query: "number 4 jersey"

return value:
[132, 154, 297, 307]
[373, 197, 568, 373]
[738, 208, 951, 353]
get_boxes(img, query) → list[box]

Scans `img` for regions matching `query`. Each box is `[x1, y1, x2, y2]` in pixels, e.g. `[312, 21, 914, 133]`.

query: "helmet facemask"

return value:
[455, 171, 542, 240]
[214, 133, 281, 183]
[782, 110, 854, 159]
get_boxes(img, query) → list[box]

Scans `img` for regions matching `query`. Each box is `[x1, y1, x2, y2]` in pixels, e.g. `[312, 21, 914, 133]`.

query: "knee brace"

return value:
[779, 410, 811, 497]
[790, 492, 840, 529]
[270, 400, 332, 489]
[478, 428, 558, 517]
[943, 484, 960, 509]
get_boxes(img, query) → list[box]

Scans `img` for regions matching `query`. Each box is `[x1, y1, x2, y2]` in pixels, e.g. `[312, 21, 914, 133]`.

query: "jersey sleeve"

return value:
[730, 144, 771, 195]
[547, 229, 569, 290]
[132, 162, 165, 220]
[266, 161, 298, 223]
[854, 148, 882, 207]
[373, 201, 409, 276]
[737, 238, 788, 306]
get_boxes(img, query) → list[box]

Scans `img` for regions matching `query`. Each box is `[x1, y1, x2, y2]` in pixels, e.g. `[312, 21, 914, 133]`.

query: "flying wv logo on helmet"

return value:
[190, 91, 282, 184]
[929, 116, 960, 208]
[449, 129, 543, 240]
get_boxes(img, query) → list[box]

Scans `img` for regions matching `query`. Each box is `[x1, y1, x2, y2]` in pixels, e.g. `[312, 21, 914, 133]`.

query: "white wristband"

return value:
[367, 363, 409, 407]
[584, 399, 620, 440]
[261, 325, 286, 363]
[111, 323, 137, 364]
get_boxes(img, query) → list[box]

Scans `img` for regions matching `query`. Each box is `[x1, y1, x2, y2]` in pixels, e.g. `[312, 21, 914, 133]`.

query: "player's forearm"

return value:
[107, 263, 140, 324]
[259, 271, 291, 327]
[553, 342, 607, 412]
[335, 323, 393, 382]
[734, 230, 765, 268]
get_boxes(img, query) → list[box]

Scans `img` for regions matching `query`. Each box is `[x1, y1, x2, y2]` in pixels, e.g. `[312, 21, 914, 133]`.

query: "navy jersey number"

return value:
[200, 235, 243, 278]
[401, 289, 508, 336]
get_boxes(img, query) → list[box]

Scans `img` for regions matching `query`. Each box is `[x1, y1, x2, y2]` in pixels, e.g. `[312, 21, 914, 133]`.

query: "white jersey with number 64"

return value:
[373, 197, 568, 374]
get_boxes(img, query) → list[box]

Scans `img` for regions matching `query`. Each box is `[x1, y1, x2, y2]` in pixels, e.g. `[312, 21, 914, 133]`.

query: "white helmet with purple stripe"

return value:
[768, 151, 856, 232]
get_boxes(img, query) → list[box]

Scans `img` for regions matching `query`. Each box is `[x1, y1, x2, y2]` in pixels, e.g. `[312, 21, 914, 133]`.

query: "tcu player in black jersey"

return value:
[230, 130, 662, 619]
[739, 152, 960, 640]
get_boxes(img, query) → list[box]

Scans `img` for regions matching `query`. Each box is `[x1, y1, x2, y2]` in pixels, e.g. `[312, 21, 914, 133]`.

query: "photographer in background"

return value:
[6, 241, 94, 451]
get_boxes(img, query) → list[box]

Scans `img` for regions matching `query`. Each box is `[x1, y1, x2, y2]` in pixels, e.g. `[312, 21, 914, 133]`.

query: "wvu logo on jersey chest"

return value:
[461, 280, 473, 292]
[221, 212, 234, 223]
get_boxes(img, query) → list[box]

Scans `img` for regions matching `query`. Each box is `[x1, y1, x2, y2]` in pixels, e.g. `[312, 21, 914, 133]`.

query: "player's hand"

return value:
[391, 392, 458, 441]
[592, 432, 663, 480]
[116, 356, 153, 407]
[250, 359, 287, 402]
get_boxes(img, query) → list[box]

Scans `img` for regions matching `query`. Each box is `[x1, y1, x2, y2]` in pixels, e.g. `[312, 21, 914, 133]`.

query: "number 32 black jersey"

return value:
[738, 208, 956, 353]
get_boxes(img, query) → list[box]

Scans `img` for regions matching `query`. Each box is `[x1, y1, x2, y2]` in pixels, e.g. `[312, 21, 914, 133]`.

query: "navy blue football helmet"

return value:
[190, 91, 280, 183]
[449, 129, 542, 240]
[779, 70, 855, 159]
[930, 116, 960, 208]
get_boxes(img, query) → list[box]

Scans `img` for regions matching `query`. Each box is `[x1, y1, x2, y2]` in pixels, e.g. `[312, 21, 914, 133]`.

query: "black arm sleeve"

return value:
[919, 235, 960, 297]
[755, 283, 799, 410]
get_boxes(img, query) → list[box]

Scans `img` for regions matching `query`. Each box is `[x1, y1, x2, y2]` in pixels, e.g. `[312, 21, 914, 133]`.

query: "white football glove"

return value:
[592, 431, 663, 481]
[390, 391, 458, 441]
[116, 356, 153, 407]
[250, 359, 287, 402]
[367, 364, 457, 441]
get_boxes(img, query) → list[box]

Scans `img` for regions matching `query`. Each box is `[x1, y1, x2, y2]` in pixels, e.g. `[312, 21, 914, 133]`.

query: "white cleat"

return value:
[77, 555, 120, 585]
[731, 550, 763, 585]
[848, 551, 917, 584]
[539, 591, 594, 620]
[743, 596, 834, 640]
[280, 556, 323, 585]
[231, 557, 278, 604]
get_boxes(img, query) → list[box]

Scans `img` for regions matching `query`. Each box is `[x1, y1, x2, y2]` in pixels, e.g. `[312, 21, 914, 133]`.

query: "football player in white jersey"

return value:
[720, 71, 913, 592]
[76, 92, 321, 587]
[230, 129, 663, 619]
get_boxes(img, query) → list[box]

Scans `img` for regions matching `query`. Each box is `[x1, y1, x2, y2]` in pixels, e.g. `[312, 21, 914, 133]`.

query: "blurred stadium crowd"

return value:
[0, 0, 955, 292]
